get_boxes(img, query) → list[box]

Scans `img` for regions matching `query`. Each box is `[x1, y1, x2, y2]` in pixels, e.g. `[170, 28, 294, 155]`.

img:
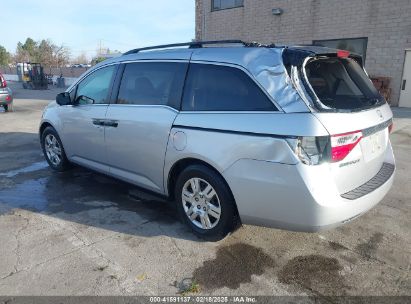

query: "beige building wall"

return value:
[196, 0, 411, 106]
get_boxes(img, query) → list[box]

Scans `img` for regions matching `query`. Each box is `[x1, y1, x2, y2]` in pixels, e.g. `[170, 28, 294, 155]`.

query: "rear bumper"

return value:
[223, 142, 395, 232]
[0, 93, 13, 105]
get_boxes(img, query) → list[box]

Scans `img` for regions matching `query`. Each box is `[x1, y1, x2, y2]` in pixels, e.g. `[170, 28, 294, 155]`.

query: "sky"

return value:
[2, 0, 195, 59]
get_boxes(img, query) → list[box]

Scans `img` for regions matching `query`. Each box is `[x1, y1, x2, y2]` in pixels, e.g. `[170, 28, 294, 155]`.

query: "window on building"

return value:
[182, 63, 277, 111]
[313, 37, 368, 63]
[117, 62, 187, 108]
[212, 0, 244, 11]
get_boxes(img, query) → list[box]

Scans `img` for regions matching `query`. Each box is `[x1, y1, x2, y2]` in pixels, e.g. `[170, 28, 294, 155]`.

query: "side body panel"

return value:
[58, 104, 109, 172]
[105, 105, 178, 193]
[163, 112, 327, 195]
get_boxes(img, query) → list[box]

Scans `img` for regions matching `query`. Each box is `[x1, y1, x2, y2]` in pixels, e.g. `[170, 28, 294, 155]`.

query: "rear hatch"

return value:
[300, 51, 393, 194]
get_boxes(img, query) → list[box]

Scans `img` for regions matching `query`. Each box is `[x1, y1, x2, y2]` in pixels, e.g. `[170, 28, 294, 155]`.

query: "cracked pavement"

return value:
[0, 83, 410, 296]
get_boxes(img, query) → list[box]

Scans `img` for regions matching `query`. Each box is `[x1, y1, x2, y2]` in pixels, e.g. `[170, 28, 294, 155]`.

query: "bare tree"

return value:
[72, 52, 89, 64]
[53, 44, 70, 67]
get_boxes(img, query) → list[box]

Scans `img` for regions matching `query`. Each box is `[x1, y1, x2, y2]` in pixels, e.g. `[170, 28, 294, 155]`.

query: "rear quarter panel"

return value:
[163, 112, 328, 195]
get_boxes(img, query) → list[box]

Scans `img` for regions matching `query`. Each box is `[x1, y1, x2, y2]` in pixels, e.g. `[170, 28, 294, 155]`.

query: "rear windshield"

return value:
[305, 57, 385, 111]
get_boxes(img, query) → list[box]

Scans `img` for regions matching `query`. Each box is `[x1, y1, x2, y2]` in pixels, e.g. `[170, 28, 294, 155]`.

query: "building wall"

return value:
[196, 0, 411, 106]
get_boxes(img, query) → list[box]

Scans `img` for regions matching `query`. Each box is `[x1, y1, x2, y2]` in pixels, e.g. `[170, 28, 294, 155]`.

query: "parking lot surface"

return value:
[0, 83, 410, 297]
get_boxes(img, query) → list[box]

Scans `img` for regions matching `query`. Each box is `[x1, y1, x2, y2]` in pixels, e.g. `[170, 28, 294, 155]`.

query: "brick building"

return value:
[195, 0, 411, 107]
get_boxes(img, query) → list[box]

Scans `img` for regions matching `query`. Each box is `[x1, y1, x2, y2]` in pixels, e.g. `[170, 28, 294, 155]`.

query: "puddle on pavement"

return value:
[192, 243, 275, 290]
[278, 255, 348, 296]
[354, 232, 383, 260]
[0, 161, 49, 178]
[0, 163, 179, 229]
[0, 178, 49, 211]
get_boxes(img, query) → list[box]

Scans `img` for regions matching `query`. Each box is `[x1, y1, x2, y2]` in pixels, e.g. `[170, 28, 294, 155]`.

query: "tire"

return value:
[175, 164, 237, 240]
[41, 126, 71, 172]
[3, 105, 8, 112]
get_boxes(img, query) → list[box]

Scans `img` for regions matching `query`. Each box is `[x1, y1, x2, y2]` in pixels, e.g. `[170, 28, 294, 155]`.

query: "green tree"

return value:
[92, 57, 107, 65]
[14, 38, 70, 67]
[22, 38, 38, 59]
[37, 39, 54, 66]
[0, 46, 11, 66]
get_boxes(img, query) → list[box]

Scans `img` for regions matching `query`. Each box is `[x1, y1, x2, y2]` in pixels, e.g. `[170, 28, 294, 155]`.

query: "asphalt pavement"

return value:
[0, 82, 409, 297]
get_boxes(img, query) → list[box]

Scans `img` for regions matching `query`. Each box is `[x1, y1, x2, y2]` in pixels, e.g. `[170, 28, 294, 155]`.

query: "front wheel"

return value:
[41, 126, 71, 172]
[175, 164, 238, 240]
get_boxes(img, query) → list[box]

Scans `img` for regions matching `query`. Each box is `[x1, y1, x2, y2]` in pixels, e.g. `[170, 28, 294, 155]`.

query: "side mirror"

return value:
[56, 92, 71, 106]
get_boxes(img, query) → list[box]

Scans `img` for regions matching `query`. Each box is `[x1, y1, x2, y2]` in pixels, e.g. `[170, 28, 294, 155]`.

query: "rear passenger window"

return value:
[117, 62, 187, 108]
[182, 64, 277, 111]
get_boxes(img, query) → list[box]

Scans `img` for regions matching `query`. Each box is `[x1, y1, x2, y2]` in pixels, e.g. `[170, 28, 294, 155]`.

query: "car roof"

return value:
[89, 42, 359, 114]
[97, 43, 345, 68]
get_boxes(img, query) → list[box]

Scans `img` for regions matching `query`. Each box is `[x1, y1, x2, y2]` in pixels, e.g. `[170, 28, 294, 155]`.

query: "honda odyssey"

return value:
[39, 41, 395, 239]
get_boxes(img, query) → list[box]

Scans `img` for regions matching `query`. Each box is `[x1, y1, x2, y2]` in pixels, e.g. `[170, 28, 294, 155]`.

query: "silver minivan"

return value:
[39, 41, 395, 239]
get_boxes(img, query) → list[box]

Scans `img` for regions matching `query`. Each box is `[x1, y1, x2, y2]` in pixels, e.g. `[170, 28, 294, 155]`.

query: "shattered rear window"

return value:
[305, 57, 385, 111]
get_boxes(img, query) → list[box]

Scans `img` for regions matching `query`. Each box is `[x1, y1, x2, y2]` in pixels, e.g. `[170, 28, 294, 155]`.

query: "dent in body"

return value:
[164, 111, 329, 195]
[191, 48, 310, 113]
[173, 112, 329, 137]
[312, 103, 393, 135]
[225, 139, 395, 231]
[163, 125, 299, 196]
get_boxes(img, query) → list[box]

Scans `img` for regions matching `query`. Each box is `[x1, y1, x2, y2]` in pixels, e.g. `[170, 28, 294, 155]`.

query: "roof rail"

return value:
[123, 40, 249, 55]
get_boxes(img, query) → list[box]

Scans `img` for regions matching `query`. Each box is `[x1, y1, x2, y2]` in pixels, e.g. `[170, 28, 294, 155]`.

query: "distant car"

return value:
[71, 64, 90, 68]
[0, 73, 13, 112]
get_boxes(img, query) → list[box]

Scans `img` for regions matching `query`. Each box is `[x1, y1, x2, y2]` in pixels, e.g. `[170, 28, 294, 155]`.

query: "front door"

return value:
[60, 65, 116, 172]
[399, 50, 411, 107]
[105, 61, 187, 193]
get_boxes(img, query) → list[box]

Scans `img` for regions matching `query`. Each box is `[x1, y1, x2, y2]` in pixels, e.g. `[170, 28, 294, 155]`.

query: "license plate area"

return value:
[360, 129, 386, 162]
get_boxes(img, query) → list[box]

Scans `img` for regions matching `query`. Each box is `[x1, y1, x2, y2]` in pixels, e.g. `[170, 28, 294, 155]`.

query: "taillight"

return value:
[337, 50, 350, 58]
[0, 75, 6, 88]
[5, 95, 11, 101]
[330, 131, 362, 162]
[388, 122, 394, 134]
[286, 136, 330, 165]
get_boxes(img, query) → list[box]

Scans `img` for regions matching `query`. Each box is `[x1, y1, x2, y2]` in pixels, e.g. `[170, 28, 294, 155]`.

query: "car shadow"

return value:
[0, 132, 204, 242]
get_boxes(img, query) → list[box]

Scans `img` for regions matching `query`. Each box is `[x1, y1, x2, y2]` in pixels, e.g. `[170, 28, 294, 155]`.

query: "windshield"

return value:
[304, 57, 385, 111]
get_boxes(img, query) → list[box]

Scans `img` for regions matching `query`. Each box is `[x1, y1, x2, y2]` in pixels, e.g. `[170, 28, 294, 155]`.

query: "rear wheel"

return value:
[3, 105, 8, 112]
[175, 164, 237, 240]
[41, 126, 71, 171]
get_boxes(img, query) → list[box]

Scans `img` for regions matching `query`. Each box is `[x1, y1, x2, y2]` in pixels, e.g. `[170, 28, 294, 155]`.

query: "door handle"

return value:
[402, 79, 407, 90]
[104, 120, 119, 128]
[92, 119, 105, 126]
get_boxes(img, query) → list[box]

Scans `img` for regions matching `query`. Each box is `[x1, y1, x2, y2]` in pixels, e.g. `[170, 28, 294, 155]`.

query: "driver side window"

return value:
[75, 65, 116, 105]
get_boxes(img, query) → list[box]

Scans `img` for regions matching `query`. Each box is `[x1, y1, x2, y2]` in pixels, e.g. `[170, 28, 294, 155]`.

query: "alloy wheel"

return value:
[44, 134, 62, 166]
[181, 177, 221, 230]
